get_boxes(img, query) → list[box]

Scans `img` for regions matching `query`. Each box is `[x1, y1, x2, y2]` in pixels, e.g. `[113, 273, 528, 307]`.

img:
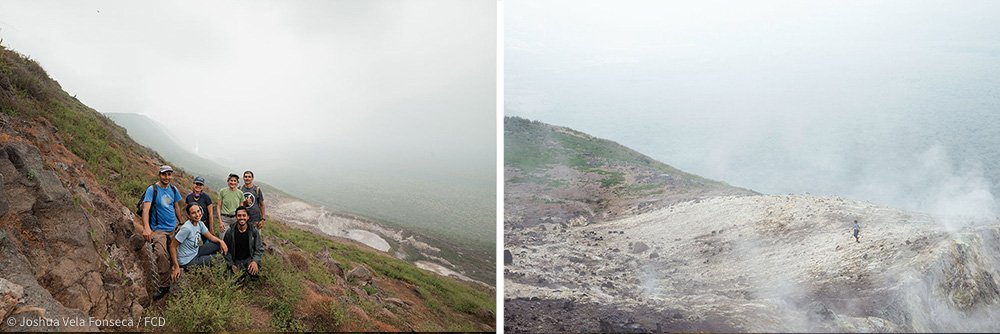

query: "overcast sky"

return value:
[507, 0, 1000, 221]
[0, 0, 495, 176]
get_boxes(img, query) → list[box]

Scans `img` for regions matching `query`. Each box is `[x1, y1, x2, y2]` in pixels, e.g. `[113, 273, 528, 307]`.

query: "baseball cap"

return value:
[159, 165, 174, 174]
[193, 176, 206, 185]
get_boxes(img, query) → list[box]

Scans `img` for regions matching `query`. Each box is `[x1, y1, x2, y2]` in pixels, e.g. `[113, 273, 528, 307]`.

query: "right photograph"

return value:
[503, 1, 1000, 333]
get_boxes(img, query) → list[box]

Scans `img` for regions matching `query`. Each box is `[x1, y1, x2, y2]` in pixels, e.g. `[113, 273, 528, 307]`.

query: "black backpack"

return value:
[135, 183, 178, 228]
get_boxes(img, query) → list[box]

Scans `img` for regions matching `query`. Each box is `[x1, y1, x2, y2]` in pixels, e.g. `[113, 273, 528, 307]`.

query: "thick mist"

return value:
[0, 0, 496, 246]
[507, 0, 1000, 224]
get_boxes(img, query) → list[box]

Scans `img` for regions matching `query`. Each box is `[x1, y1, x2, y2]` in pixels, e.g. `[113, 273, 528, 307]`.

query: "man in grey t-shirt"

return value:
[240, 170, 267, 230]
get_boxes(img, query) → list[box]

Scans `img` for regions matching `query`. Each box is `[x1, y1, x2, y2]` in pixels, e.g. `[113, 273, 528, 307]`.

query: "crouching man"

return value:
[224, 206, 264, 279]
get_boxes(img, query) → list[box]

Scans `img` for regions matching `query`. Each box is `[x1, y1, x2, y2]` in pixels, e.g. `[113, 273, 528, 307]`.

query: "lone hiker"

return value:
[224, 206, 264, 280]
[140, 165, 184, 299]
[240, 170, 267, 230]
[186, 176, 216, 235]
[217, 173, 243, 235]
[170, 204, 228, 283]
[852, 220, 861, 243]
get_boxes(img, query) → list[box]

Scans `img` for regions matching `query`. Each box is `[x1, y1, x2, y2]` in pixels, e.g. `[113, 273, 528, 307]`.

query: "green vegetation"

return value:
[257, 255, 305, 331]
[505, 116, 725, 189]
[154, 218, 493, 331]
[584, 168, 625, 188]
[266, 222, 495, 317]
[161, 265, 250, 332]
[0, 45, 167, 205]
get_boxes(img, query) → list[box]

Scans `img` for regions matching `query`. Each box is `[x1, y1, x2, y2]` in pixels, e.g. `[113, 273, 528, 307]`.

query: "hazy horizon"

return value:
[1, 0, 496, 246]
[507, 0, 1000, 224]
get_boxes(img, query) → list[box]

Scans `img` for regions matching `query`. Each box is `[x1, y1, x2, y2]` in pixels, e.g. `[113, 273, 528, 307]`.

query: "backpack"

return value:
[135, 183, 179, 228]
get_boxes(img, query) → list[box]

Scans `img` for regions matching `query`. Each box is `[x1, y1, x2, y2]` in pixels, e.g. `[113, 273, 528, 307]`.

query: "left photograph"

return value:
[0, 0, 496, 332]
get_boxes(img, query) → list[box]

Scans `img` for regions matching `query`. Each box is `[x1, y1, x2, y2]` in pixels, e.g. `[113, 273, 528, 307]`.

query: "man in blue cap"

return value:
[140, 164, 184, 299]
[186, 175, 217, 235]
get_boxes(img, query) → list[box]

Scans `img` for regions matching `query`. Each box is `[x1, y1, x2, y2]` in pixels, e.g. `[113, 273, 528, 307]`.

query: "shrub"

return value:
[162, 264, 250, 332]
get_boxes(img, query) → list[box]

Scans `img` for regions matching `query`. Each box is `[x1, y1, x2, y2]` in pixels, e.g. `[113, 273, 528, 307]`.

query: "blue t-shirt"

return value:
[143, 184, 182, 232]
[174, 220, 209, 265]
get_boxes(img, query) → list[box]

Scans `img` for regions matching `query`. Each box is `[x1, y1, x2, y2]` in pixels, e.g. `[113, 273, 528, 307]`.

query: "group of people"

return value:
[137, 165, 268, 299]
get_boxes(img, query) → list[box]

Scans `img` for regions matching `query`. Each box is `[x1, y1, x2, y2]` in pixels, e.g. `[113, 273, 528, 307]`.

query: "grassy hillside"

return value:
[505, 116, 720, 184]
[0, 43, 494, 331]
[160, 220, 494, 331]
[504, 116, 755, 227]
[1, 46, 170, 204]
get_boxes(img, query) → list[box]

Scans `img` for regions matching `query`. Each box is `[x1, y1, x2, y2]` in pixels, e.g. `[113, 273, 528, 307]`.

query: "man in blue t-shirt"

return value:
[141, 165, 184, 298]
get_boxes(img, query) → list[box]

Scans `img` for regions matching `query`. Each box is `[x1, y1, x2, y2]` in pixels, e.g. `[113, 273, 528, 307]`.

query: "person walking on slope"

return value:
[852, 220, 861, 243]
[217, 174, 243, 235]
[240, 170, 267, 230]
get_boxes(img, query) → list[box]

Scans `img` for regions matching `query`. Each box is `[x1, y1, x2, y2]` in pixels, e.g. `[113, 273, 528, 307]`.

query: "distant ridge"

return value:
[504, 116, 756, 227]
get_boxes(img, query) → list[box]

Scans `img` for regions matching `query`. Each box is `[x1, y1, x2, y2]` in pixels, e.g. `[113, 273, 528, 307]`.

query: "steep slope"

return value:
[504, 118, 1000, 332]
[504, 116, 755, 230]
[0, 45, 493, 331]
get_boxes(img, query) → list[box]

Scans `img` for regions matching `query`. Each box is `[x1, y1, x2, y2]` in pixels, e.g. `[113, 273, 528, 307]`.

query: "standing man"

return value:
[240, 170, 267, 230]
[217, 173, 243, 235]
[185, 176, 216, 235]
[852, 220, 861, 243]
[224, 206, 263, 280]
[140, 165, 184, 299]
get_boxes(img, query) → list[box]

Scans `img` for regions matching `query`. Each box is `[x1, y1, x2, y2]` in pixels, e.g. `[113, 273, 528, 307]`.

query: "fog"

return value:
[0, 0, 496, 245]
[507, 0, 1000, 223]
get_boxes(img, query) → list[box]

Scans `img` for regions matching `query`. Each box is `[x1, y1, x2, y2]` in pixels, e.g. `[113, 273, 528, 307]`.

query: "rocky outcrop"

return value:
[506, 194, 1000, 332]
[0, 277, 23, 321]
[347, 265, 374, 285]
[0, 142, 152, 331]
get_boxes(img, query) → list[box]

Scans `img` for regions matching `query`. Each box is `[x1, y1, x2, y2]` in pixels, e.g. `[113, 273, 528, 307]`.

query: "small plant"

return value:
[87, 228, 99, 246]
[163, 264, 250, 332]
[270, 301, 303, 331]
[328, 302, 346, 329]
[363, 285, 378, 296]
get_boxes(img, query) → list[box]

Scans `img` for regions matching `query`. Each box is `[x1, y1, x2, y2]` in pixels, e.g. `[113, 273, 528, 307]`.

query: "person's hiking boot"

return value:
[152, 286, 170, 301]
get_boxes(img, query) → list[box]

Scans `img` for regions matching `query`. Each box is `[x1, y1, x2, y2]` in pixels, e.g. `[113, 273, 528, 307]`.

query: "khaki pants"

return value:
[150, 231, 173, 288]
[221, 215, 237, 235]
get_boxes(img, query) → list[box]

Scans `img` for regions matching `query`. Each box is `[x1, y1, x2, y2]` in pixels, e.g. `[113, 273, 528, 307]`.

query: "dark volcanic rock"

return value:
[0, 142, 153, 330]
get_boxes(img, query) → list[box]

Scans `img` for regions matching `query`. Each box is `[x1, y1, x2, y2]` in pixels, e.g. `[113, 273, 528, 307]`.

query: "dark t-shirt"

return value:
[185, 192, 214, 225]
[233, 228, 251, 262]
[240, 185, 263, 222]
